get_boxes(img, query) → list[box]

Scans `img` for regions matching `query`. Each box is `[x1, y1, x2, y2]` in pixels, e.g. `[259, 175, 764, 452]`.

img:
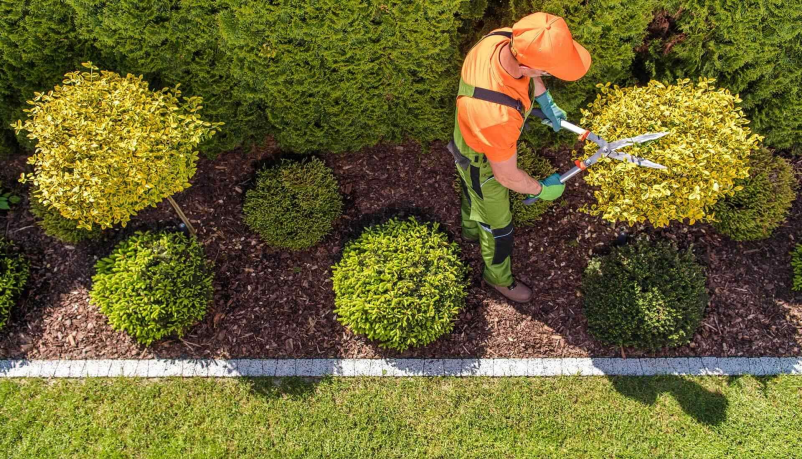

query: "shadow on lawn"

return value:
[244, 375, 331, 400]
[609, 375, 728, 426]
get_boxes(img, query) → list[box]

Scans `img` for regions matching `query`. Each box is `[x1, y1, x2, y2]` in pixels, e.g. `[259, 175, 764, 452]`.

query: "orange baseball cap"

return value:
[510, 12, 591, 81]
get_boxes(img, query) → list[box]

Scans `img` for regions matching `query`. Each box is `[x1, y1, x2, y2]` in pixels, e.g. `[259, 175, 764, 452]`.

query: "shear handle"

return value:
[529, 108, 587, 137]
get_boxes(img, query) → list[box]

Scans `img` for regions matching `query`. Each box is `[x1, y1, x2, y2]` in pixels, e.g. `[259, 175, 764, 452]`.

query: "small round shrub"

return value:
[792, 244, 802, 292]
[711, 149, 797, 241]
[332, 217, 468, 351]
[29, 193, 102, 244]
[511, 143, 557, 227]
[582, 239, 708, 350]
[0, 237, 29, 331]
[90, 231, 213, 345]
[244, 157, 343, 250]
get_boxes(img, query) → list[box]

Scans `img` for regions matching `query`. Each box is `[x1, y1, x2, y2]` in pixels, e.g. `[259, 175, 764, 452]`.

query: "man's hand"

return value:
[526, 173, 565, 201]
[534, 90, 566, 132]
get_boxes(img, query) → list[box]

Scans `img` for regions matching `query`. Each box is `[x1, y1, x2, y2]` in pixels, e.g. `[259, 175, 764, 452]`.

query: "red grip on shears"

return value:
[578, 130, 590, 142]
[575, 159, 587, 170]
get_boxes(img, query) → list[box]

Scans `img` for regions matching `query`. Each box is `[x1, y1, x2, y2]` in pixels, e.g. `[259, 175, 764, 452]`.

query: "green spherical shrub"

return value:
[0, 237, 29, 331]
[792, 244, 802, 292]
[511, 143, 557, 227]
[582, 239, 708, 350]
[332, 217, 469, 351]
[90, 231, 213, 345]
[29, 193, 102, 244]
[244, 157, 343, 250]
[711, 149, 797, 241]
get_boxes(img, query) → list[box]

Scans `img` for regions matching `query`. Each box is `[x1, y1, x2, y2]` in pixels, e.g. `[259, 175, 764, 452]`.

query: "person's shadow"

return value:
[609, 375, 728, 426]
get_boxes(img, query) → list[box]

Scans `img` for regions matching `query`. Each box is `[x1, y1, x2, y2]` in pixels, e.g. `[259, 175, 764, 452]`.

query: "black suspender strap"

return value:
[471, 87, 524, 115]
[483, 31, 512, 39]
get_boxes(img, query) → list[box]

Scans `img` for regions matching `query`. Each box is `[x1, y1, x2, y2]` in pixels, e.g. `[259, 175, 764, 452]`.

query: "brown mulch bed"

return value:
[0, 140, 800, 360]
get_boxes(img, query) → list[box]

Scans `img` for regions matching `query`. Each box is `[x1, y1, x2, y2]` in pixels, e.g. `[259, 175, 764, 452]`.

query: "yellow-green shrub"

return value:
[332, 218, 468, 351]
[578, 78, 759, 227]
[13, 63, 222, 230]
[90, 231, 213, 345]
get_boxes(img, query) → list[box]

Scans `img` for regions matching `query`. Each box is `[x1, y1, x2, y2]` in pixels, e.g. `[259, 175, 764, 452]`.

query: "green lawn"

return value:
[1, 376, 800, 458]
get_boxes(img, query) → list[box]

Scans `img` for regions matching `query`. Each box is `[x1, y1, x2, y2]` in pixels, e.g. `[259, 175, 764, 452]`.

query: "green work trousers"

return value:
[452, 145, 515, 287]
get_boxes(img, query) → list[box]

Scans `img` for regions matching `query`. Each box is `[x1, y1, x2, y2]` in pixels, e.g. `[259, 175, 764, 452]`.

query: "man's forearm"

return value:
[497, 168, 542, 195]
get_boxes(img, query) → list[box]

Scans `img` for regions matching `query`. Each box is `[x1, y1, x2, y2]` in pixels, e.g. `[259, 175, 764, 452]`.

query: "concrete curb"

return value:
[1, 357, 801, 378]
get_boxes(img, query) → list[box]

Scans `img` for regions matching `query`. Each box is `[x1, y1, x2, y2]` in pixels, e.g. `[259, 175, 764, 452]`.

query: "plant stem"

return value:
[167, 196, 196, 237]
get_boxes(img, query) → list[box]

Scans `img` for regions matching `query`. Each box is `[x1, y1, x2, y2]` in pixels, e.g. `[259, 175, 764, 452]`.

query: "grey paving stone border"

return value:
[0, 358, 800, 378]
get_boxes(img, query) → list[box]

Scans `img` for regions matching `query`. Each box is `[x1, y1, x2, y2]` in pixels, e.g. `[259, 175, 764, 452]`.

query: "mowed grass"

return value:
[0, 376, 800, 458]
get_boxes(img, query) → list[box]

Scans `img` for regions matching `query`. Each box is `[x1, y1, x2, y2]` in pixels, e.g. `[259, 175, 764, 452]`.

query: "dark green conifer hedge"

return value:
[638, 0, 802, 151]
[0, 0, 97, 155]
[66, 0, 251, 156]
[219, 0, 480, 154]
[1, 0, 799, 155]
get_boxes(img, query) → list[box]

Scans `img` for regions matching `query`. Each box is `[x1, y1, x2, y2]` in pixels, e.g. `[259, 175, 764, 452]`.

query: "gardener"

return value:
[449, 12, 591, 303]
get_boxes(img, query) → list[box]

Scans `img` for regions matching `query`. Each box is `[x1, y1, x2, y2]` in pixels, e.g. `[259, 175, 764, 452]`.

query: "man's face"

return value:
[520, 66, 550, 78]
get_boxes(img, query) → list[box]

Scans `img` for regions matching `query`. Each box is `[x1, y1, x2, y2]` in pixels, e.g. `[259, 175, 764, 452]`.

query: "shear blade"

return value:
[606, 131, 670, 151]
[607, 151, 667, 169]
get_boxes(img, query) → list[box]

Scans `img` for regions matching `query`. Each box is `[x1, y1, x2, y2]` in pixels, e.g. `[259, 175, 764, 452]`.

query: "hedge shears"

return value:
[523, 109, 669, 205]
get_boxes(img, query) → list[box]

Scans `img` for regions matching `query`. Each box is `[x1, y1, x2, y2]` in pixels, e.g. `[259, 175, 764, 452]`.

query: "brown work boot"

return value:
[488, 279, 532, 303]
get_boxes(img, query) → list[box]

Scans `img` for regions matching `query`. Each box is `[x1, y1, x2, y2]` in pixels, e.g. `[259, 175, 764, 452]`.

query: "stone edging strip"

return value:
[1, 357, 801, 378]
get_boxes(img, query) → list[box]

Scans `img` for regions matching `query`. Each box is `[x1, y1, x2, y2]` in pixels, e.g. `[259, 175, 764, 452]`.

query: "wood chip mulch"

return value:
[0, 140, 800, 360]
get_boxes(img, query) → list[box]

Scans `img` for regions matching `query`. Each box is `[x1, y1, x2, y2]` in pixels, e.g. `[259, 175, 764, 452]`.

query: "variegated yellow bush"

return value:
[13, 63, 222, 230]
[578, 79, 760, 227]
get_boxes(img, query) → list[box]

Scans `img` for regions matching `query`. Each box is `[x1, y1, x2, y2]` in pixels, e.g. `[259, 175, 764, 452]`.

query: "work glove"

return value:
[526, 173, 565, 202]
[534, 90, 567, 132]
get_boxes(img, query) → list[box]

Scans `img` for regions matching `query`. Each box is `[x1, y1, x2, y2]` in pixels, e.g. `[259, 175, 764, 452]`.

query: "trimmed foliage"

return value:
[332, 217, 468, 351]
[29, 193, 102, 244]
[639, 0, 802, 151]
[218, 0, 473, 154]
[0, 237, 29, 331]
[90, 231, 213, 345]
[243, 158, 343, 250]
[511, 143, 557, 226]
[15, 63, 222, 230]
[582, 239, 708, 350]
[0, 0, 97, 155]
[507, 0, 656, 148]
[579, 79, 758, 227]
[793, 244, 802, 292]
[711, 149, 797, 241]
[66, 0, 250, 156]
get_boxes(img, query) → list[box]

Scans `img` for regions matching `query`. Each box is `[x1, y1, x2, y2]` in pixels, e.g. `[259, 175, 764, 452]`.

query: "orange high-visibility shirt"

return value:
[457, 28, 532, 162]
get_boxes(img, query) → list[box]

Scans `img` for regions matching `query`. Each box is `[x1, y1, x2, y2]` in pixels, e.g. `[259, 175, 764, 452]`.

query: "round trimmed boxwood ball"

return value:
[582, 239, 708, 350]
[90, 231, 213, 346]
[0, 237, 29, 331]
[711, 148, 797, 241]
[243, 157, 343, 250]
[332, 217, 469, 352]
